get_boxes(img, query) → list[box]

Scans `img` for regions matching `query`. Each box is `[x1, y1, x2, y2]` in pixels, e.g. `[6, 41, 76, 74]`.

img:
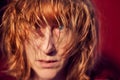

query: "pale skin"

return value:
[25, 24, 72, 80]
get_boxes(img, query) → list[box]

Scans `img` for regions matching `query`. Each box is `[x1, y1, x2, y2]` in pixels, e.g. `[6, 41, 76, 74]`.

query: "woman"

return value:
[0, 0, 99, 80]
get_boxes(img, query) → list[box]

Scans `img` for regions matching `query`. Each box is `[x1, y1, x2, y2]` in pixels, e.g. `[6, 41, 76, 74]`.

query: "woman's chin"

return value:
[34, 68, 59, 80]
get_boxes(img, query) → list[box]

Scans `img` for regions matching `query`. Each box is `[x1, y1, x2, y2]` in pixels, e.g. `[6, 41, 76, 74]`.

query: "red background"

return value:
[93, 0, 120, 69]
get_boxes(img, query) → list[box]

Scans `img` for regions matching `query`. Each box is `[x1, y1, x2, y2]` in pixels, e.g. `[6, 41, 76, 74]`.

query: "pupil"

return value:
[59, 25, 63, 30]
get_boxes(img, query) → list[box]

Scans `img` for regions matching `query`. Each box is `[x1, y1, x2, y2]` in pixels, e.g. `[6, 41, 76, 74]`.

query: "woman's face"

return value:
[25, 24, 72, 80]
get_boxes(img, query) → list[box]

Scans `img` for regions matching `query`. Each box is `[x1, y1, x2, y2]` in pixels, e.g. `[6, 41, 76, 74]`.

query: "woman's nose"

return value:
[41, 28, 56, 55]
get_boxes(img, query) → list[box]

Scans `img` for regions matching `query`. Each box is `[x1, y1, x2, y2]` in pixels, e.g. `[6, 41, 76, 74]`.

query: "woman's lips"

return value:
[37, 60, 59, 68]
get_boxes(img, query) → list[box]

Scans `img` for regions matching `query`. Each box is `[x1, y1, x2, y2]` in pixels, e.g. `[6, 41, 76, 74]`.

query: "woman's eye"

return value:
[58, 25, 63, 30]
[35, 23, 41, 30]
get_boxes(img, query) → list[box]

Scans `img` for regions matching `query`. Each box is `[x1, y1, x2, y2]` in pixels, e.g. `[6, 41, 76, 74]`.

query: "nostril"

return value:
[47, 49, 57, 56]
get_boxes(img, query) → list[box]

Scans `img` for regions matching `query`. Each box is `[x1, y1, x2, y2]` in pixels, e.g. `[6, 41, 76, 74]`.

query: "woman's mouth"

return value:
[37, 59, 59, 68]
